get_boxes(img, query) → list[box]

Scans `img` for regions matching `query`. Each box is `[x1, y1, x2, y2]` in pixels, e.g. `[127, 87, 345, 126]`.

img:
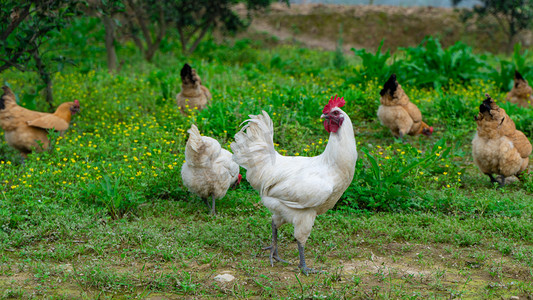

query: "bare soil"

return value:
[1, 241, 531, 298]
[241, 3, 533, 54]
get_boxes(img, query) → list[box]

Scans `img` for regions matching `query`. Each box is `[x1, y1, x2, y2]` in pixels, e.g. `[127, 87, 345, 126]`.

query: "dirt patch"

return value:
[1, 241, 532, 298]
[240, 3, 533, 54]
[342, 252, 432, 277]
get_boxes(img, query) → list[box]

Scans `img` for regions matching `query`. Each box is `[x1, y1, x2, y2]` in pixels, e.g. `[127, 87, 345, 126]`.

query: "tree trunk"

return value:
[103, 15, 118, 73]
[124, 0, 166, 62]
[177, 26, 188, 53]
[144, 7, 166, 62]
[0, 6, 31, 41]
[507, 34, 514, 54]
[187, 23, 211, 55]
[32, 49, 54, 111]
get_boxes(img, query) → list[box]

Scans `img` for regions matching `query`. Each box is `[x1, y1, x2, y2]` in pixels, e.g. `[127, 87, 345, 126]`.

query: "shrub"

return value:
[350, 39, 397, 84]
[341, 139, 451, 211]
[489, 43, 533, 92]
[399, 36, 486, 88]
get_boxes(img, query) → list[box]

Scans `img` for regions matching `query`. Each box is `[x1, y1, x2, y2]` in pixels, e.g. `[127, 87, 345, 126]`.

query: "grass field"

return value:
[0, 17, 533, 299]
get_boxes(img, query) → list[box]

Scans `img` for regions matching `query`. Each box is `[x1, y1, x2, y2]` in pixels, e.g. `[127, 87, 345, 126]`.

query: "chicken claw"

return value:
[263, 244, 288, 266]
[263, 220, 288, 266]
[299, 266, 323, 275]
[297, 241, 323, 275]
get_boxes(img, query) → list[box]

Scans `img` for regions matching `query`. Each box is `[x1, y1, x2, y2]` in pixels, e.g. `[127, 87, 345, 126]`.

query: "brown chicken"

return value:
[377, 74, 433, 139]
[176, 63, 212, 114]
[0, 86, 80, 158]
[506, 70, 533, 107]
[472, 94, 532, 187]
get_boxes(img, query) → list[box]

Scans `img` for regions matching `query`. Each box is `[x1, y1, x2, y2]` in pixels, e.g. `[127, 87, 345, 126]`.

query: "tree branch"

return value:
[123, 6, 145, 54]
[0, 59, 27, 73]
[152, 6, 166, 49]
[31, 47, 54, 111]
[177, 25, 187, 53]
[103, 15, 118, 72]
[187, 22, 212, 54]
[0, 5, 31, 41]
[129, 0, 153, 50]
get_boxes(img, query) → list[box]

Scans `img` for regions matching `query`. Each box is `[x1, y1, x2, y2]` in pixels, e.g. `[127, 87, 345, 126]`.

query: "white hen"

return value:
[231, 95, 357, 274]
[181, 124, 241, 215]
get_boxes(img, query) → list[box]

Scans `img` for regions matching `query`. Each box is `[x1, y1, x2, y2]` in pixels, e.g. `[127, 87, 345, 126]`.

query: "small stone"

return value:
[510, 297, 519, 300]
[214, 274, 235, 282]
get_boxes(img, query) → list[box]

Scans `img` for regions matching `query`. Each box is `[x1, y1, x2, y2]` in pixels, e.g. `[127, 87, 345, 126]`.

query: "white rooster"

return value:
[231, 95, 357, 274]
[181, 124, 241, 215]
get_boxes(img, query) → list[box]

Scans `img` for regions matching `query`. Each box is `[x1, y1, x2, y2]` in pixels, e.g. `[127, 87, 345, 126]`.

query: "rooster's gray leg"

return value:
[211, 195, 216, 215]
[263, 219, 288, 266]
[487, 174, 498, 184]
[297, 241, 321, 275]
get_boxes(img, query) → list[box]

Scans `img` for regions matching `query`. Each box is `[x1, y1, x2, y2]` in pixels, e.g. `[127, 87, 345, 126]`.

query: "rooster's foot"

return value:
[297, 241, 323, 275]
[298, 265, 323, 275]
[263, 245, 288, 266]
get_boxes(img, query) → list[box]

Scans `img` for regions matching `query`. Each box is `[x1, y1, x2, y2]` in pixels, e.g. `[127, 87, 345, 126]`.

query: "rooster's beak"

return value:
[320, 114, 328, 119]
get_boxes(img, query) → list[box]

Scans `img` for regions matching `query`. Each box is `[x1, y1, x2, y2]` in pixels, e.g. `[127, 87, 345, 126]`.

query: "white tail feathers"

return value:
[185, 124, 207, 167]
[231, 111, 277, 170]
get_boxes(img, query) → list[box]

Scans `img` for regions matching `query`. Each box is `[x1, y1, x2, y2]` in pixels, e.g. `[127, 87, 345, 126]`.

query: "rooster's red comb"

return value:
[323, 95, 345, 114]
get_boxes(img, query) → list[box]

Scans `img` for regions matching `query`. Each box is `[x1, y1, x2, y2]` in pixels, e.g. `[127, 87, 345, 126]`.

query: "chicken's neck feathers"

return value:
[320, 113, 357, 169]
[54, 108, 72, 124]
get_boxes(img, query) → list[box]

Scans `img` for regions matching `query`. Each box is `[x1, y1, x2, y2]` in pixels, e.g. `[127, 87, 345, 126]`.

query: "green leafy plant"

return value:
[85, 176, 142, 220]
[342, 139, 451, 211]
[488, 59, 515, 92]
[399, 36, 486, 88]
[147, 70, 171, 104]
[433, 91, 474, 127]
[511, 43, 532, 73]
[350, 39, 395, 84]
[489, 43, 533, 92]
[332, 24, 346, 70]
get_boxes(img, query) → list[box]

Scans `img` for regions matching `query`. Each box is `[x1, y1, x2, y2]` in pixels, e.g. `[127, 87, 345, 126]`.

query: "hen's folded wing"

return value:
[264, 169, 335, 209]
[27, 115, 69, 131]
[218, 149, 239, 178]
[405, 102, 422, 124]
[508, 130, 533, 158]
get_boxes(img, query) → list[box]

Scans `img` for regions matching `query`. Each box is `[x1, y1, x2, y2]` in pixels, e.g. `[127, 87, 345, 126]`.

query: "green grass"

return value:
[0, 17, 532, 298]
